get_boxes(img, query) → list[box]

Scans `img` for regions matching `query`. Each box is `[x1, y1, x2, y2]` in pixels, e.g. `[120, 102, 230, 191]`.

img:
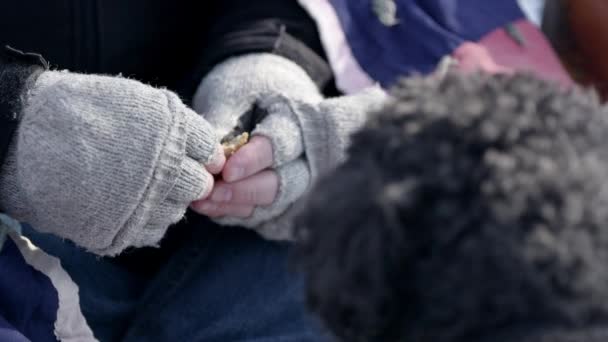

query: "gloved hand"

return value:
[193, 54, 387, 239]
[192, 53, 323, 142]
[0, 70, 224, 256]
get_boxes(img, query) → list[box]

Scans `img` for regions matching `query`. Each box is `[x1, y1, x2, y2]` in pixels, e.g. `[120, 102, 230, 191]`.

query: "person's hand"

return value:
[0, 68, 224, 256]
[191, 128, 310, 242]
[190, 53, 320, 239]
[194, 74, 388, 240]
[192, 53, 323, 144]
[191, 135, 278, 218]
[453, 42, 513, 74]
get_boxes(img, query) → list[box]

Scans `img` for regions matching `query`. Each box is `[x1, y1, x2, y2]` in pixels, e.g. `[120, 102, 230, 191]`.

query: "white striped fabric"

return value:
[297, 0, 376, 94]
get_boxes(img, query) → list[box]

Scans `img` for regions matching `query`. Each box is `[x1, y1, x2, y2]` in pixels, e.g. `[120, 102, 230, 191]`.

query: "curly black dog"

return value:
[295, 73, 608, 342]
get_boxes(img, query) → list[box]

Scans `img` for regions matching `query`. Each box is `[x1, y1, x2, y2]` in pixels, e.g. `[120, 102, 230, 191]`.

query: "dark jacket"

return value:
[0, 0, 333, 169]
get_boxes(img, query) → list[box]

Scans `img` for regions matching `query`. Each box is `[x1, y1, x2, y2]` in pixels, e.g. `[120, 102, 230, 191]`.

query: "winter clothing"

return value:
[193, 53, 324, 141]
[195, 55, 387, 239]
[250, 89, 388, 239]
[0, 0, 332, 99]
[13, 215, 333, 342]
[0, 216, 95, 342]
[193, 53, 318, 239]
[0, 0, 332, 165]
[0, 47, 47, 175]
[297, 0, 571, 93]
[0, 70, 222, 256]
[0, 0, 332, 340]
[0, 48, 96, 342]
[24, 219, 330, 342]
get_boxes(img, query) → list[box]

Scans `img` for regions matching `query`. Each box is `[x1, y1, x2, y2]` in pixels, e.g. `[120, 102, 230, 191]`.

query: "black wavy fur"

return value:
[295, 73, 608, 341]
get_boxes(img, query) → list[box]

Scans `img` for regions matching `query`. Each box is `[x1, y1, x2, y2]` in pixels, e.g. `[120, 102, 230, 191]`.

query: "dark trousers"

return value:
[24, 215, 327, 342]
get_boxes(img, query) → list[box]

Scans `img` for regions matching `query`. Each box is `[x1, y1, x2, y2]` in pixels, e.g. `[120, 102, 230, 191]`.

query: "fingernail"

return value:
[227, 167, 245, 181]
[211, 187, 232, 202]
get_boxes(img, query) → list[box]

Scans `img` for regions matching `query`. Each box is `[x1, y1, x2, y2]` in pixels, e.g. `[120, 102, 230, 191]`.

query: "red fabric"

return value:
[453, 20, 573, 87]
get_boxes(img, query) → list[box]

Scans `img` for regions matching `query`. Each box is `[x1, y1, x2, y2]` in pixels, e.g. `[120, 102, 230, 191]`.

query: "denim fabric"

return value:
[22, 225, 150, 342]
[0, 236, 59, 342]
[0, 214, 22, 253]
[0, 315, 30, 342]
[24, 216, 329, 342]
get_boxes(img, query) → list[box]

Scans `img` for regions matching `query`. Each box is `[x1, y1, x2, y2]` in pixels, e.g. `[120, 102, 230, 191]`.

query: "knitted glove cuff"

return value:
[258, 86, 388, 180]
[0, 46, 48, 167]
[100, 92, 190, 255]
[217, 88, 388, 241]
[215, 158, 310, 240]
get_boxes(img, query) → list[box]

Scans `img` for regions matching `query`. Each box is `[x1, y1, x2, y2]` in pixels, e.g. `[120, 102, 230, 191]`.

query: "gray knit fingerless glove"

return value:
[193, 53, 323, 138]
[195, 52, 387, 239]
[240, 88, 389, 240]
[0, 71, 222, 256]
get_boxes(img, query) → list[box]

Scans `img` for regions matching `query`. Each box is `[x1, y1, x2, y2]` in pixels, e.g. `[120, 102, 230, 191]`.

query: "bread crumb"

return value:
[222, 132, 249, 157]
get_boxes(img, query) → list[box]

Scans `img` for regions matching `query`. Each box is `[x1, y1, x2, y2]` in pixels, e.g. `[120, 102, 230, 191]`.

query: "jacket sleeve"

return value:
[0, 46, 48, 172]
[183, 0, 335, 100]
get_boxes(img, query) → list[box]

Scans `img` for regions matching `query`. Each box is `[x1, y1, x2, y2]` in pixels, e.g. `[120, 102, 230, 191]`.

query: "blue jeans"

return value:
[24, 215, 327, 342]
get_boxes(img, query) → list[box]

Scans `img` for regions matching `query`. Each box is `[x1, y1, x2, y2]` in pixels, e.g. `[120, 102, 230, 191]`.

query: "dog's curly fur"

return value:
[295, 73, 608, 341]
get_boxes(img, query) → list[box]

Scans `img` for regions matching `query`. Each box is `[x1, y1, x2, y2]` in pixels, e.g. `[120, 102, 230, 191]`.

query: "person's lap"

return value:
[22, 224, 150, 342]
[24, 215, 327, 342]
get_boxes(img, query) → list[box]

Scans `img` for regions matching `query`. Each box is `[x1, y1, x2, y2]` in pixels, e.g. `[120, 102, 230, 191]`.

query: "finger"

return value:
[169, 158, 215, 203]
[204, 144, 226, 174]
[252, 97, 305, 167]
[453, 42, 513, 75]
[222, 135, 274, 182]
[212, 170, 279, 206]
[190, 200, 255, 219]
